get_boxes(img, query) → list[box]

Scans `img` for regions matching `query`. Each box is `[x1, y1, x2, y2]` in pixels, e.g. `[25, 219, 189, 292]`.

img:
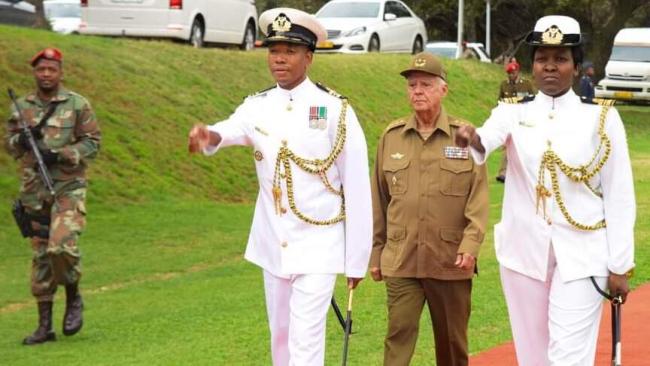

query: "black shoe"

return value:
[496, 175, 506, 183]
[63, 284, 84, 336]
[23, 302, 56, 345]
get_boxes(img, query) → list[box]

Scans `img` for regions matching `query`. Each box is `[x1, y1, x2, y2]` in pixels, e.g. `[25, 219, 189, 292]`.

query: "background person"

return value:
[496, 61, 536, 183]
[580, 60, 596, 99]
[455, 15, 635, 365]
[187, 8, 372, 366]
[5, 47, 101, 345]
[461, 41, 477, 60]
[370, 52, 488, 366]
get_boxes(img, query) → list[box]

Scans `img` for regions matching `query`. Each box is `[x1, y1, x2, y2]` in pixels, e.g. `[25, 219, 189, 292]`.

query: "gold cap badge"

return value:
[414, 58, 426, 67]
[272, 14, 292, 33]
[541, 25, 563, 45]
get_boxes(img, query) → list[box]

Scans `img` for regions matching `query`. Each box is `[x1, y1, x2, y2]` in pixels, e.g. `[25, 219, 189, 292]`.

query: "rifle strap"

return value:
[33, 102, 59, 135]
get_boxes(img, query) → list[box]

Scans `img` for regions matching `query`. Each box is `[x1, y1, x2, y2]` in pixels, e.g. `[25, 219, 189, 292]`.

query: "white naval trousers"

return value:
[500, 246, 607, 366]
[263, 270, 337, 366]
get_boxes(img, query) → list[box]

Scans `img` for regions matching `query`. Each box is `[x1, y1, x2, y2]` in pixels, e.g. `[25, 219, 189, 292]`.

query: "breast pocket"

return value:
[383, 159, 410, 196]
[43, 113, 76, 149]
[440, 159, 473, 196]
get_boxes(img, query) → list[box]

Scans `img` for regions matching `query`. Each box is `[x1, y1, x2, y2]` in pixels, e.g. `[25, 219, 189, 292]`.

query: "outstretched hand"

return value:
[188, 124, 211, 153]
[455, 124, 477, 148]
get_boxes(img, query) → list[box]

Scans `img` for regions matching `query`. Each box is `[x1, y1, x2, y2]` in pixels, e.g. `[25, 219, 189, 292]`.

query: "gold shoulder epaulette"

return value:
[385, 119, 407, 132]
[316, 82, 346, 99]
[500, 96, 521, 104]
[500, 95, 535, 104]
[246, 85, 276, 99]
[581, 97, 615, 107]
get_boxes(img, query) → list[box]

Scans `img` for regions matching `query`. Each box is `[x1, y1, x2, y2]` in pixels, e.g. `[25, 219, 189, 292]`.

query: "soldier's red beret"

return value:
[30, 48, 63, 67]
[505, 62, 520, 73]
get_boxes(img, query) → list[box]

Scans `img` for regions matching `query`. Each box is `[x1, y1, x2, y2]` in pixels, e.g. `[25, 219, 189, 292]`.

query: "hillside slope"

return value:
[0, 25, 504, 204]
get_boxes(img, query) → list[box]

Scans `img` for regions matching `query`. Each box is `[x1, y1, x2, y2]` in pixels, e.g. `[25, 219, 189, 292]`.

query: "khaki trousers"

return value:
[384, 277, 472, 366]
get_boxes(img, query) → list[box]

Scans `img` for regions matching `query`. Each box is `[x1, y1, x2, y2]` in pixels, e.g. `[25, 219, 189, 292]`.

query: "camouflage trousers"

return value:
[28, 188, 86, 302]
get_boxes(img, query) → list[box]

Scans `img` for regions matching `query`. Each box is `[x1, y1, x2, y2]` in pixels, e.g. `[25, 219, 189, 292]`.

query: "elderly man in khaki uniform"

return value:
[369, 53, 488, 366]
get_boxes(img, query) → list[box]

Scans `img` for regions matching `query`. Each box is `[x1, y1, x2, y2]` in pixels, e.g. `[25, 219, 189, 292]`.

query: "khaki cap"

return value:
[400, 52, 447, 81]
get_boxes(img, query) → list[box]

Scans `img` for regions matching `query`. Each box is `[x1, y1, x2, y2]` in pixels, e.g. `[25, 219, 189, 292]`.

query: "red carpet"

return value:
[470, 283, 650, 365]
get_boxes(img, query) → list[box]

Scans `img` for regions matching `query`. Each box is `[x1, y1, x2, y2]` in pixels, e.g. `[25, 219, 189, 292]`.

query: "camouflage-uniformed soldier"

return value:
[5, 48, 101, 345]
[370, 53, 488, 366]
[496, 61, 536, 182]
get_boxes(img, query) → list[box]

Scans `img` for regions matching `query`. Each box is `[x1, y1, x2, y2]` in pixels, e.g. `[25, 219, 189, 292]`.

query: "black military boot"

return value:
[23, 301, 56, 345]
[63, 283, 83, 336]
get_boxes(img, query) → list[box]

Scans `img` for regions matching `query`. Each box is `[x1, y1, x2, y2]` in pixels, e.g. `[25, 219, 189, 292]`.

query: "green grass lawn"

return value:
[0, 25, 648, 365]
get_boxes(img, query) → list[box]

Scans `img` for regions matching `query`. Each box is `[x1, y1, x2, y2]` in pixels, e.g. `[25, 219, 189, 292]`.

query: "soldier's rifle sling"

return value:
[7, 88, 56, 196]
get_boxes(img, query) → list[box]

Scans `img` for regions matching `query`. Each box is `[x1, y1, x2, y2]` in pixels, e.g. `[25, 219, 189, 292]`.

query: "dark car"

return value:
[0, 0, 37, 27]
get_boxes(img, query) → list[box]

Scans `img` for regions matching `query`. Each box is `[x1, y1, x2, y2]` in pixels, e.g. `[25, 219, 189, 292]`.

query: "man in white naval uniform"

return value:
[188, 8, 372, 366]
[455, 16, 635, 365]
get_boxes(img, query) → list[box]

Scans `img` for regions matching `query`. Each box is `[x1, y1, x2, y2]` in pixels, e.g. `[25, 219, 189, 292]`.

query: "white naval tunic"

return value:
[472, 90, 635, 282]
[205, 78, 372, 279]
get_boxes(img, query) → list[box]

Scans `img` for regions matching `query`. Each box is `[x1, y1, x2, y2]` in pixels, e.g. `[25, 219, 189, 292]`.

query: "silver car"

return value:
[316, 0, 427, 54]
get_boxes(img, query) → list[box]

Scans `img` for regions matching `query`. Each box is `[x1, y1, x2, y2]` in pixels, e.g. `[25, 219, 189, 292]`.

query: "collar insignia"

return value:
[541, 25, 563, 45]
[272, 14, 292, 33]
[390, 152, 404, 160]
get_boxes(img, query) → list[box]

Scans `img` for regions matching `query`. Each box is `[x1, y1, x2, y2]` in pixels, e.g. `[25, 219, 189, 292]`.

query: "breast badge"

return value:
[254, 150, 264, 161]
[390, 152, 404, 160]
[309, 106, 328, 130]
[518, 120, 536, 127]
[444, 146, 469, 160]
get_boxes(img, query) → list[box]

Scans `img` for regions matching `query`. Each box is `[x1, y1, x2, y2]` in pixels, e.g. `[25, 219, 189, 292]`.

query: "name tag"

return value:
[444, 146, 469, 160]
[518, 120, 536, 127]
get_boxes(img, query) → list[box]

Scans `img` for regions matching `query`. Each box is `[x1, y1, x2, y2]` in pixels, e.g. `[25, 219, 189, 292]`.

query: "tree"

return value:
[551, 0, 650, 79]
[25, 0, 49, 29]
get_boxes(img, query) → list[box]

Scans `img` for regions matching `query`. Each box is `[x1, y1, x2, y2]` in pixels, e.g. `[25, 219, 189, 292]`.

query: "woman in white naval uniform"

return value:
[188, 8, 372, 366]
[456, 15, 635, 365]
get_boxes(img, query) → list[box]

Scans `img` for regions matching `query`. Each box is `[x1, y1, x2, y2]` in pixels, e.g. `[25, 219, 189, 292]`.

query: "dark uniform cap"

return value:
[259, 8, 327, 51]
[582, 61, 594, 69]
[525, 15, 582, 47]
[30, 47, 63, 67]
[400, 52, 447, 81]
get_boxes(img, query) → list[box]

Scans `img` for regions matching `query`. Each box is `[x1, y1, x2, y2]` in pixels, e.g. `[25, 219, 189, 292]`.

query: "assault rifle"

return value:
[8, 88, 56, 196]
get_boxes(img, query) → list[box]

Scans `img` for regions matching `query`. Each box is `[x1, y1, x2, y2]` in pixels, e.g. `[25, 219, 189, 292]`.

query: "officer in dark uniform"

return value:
[579, 61, 595, 99]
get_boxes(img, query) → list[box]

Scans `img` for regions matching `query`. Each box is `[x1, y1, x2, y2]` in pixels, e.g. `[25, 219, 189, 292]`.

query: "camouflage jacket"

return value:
[5, 87, 101, 209]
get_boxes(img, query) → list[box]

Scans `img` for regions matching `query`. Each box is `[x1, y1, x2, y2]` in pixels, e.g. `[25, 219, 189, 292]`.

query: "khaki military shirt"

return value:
[499, 78, 535, 99]
[5, 88, 101, 209]
[370, 108, 488, 280]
